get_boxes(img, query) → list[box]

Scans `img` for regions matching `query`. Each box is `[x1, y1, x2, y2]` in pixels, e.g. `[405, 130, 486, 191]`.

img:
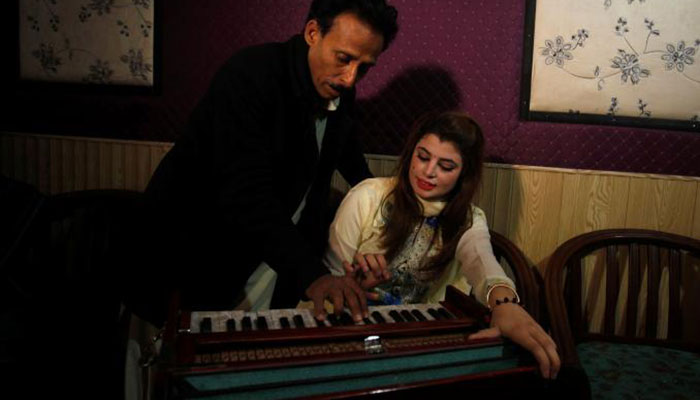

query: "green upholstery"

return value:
[578, 341, 700, 400]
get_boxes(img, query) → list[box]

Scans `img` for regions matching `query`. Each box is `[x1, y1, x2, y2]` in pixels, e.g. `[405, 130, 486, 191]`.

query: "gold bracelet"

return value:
[485, 283, 520, 310]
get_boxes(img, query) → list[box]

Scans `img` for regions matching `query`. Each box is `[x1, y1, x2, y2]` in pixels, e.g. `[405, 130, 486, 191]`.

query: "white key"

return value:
[299, 309, 319, 328]
[266, 309, 283, 330]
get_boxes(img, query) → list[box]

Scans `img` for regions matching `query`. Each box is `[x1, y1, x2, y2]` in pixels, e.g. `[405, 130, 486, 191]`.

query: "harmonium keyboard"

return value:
[157, 286, 540, 399]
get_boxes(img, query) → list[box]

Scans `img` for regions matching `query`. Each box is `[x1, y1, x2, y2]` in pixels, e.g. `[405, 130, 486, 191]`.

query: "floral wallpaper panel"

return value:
[529, 0, 700, 122]
[19, 0, 154, 86]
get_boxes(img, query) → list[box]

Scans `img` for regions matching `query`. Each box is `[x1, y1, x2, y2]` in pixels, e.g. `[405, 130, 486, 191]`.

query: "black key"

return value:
[340, 312, 355, 326]
[314, 317, 326, 327]
[400, 310, 416, 322]
[327, 314, 340, 326]
[256, 316, 268, 330]
[388, 310, 405, 323]
[293, 314, 305, 328]
[226, 318, 236, 332]
[241, 316, 252, 331]
[279, 317, 290, 329]
[438, 308, 455, 320]
[199, 317, 212, 333]
[371, 311, 386, 324]
[427, 308, 442, 320]
[363, 317, 373, 325]
[411, 309, 427, 321]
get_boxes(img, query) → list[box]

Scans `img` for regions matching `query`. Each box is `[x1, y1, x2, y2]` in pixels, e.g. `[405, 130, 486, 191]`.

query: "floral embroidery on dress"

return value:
[371, 217, 440, 305]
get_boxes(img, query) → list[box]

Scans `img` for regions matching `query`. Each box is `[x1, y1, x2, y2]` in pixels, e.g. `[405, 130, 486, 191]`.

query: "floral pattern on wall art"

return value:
[19, 0, 154, 86]
[528, 0, 700, 122]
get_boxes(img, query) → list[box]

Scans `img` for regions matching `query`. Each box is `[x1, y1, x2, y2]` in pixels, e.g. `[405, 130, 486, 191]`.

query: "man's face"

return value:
[305, 12, 385, 100]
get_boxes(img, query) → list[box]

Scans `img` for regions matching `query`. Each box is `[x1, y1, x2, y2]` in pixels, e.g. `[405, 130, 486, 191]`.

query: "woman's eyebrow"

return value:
[418, 146, 459, 166]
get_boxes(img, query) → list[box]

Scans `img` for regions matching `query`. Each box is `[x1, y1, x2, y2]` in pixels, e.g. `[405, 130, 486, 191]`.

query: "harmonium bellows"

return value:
[157, 285, 539, 399]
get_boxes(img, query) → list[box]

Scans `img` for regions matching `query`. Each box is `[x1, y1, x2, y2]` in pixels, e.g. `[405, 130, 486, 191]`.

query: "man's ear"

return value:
[304, 19, 322, 46]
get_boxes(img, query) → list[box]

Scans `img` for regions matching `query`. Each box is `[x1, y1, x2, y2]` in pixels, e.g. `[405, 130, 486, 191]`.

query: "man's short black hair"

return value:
[306, 0, 399, 50]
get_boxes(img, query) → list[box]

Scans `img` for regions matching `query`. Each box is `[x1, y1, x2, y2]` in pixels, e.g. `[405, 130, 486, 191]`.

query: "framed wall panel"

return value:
[521, 0, 700, 132]
[17, 0, 160, 93]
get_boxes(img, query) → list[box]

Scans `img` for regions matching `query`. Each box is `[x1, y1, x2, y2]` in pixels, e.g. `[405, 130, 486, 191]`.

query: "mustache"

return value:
[329, 82, 350, 94]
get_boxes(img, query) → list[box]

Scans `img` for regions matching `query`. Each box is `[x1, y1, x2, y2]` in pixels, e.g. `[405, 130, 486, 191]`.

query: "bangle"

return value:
[485, 283, 520, 310]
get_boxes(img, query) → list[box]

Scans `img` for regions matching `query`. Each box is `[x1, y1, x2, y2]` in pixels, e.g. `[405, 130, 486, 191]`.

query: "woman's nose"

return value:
[425, 161, 438, 177]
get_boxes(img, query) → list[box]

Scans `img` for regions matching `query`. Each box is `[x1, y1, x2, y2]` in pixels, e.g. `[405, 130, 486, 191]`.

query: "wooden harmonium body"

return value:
[160, 286, 537, 399]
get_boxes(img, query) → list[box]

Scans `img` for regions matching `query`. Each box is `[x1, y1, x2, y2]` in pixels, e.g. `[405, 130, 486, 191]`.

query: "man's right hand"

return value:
[305, 274, 368, 323]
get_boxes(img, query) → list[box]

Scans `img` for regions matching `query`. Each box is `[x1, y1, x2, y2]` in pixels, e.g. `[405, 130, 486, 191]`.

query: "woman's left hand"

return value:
[467, 303, 560, 379]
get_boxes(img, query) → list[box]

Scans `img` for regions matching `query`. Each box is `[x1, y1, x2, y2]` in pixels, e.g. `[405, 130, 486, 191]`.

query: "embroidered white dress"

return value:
[323, 177, 516, 305]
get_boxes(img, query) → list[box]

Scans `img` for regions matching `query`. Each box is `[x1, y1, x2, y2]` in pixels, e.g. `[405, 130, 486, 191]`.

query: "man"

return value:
[138, 0, 398, 324]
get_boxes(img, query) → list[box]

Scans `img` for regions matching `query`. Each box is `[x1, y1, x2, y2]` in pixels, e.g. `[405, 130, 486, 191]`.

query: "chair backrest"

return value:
[490, 230, 540, 322]
[2, 189, 145, 397]
[545, 229, 700, 365]
[0, 176, 44, 276]
[7, 189, 145, 298]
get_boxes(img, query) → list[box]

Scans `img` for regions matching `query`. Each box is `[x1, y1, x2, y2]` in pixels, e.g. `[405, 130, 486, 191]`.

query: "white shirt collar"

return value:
[326, 97, 340, 111]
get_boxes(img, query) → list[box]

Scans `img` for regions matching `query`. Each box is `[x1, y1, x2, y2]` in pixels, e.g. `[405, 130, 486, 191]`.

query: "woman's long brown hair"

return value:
[380, 111, 484, 278]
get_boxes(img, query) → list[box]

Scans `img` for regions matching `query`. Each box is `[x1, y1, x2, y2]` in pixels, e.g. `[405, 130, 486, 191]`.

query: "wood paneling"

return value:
[0, 132, 173, 193]
[37, 138, 50, 193]
[558, 173, 630, 244]
[491, 167, 516, 238]
[2, 131, 700, 271]
[509, 169, 565, 267]
[474, 165, 499, 229]
[25, 136, 38, 190]
[625, 177, 698, 236]
[49, 137, 62, 194]
[86, 141, 99, 190]
[73, 139, 86, 191]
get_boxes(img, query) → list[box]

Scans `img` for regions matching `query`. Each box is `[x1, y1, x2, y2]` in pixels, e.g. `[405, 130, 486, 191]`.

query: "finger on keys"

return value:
[343, 277, 368, 321]
[331, 287, 345, 316]
[342, 286, 363, 322]
[312, 295, 327, 321]
[354, 280, 369, 318]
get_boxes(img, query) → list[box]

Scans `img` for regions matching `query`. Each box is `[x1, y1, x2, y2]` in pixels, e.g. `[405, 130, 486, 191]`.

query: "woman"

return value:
[323, 111, 560, 379]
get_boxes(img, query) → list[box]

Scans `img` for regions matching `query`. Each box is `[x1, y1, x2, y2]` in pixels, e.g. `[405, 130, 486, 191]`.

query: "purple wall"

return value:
[3, 1, 699, 176]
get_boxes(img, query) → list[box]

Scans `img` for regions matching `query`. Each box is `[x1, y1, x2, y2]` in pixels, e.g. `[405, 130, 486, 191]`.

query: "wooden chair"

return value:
[489, 230, 541, 323]
[2, 189, 146, 399]
[545, 229, 700, 399]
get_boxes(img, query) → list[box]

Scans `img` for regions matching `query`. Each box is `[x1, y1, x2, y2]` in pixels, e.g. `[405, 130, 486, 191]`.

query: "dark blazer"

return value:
[143, 35, 371, 310]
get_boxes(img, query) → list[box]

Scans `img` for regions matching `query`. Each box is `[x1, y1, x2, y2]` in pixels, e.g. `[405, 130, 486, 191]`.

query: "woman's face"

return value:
[409, 133, 463, 201]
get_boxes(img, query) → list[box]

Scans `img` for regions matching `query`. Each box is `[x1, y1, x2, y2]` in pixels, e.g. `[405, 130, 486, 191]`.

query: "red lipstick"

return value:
[416, 178, 436, 191]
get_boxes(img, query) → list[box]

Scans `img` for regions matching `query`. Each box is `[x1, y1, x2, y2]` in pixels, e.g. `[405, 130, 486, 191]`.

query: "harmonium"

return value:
[156, 286, 542, 399]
